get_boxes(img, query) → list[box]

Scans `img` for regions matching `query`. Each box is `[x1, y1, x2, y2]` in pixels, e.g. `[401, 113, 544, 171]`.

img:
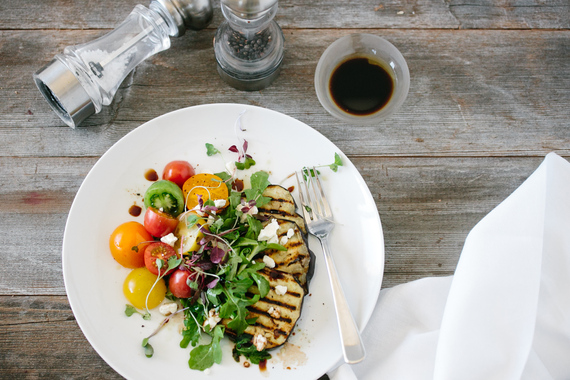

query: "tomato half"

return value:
[169, 269, 195, 299]
[163, 160, 195, 188]
[109, 221, 152, 268]
[182, 173, 229, 211]
[144, 242, 178, 276]
[123, 267, 166, 310]
[143, 207, 178, 238]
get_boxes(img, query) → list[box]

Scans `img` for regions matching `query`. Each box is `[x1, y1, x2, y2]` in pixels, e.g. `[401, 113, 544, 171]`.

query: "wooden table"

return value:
[1, 0, 568, 377]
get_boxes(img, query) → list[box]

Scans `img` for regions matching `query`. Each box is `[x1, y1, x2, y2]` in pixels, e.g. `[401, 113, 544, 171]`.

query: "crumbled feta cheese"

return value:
[279, 228, 295, 245]
[204, 368, 211, 375]
[275, 285, 288, 295]
[214, 199, 226, 208]
[258, 218, 280, 244]
[268, 306, 281, 319]
[226, 161, 236, 174]
[160, 233, 178, 247]
[203, 308, 221, 329]
[206, 214, 216, 226]
[253, 333, 268, 351]
[190, 204, 206, 216]
[159, 302, 178, 316]
[262, 255, 276, 269]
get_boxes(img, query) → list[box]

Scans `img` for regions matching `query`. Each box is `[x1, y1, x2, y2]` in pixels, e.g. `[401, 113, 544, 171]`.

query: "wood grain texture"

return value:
[0, 295, 122, 379]
[1, 0, 568, 30]
[1, 29, 569, 157]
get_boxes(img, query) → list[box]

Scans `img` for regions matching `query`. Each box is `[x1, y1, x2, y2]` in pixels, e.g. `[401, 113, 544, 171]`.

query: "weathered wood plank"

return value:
[1, 0, 568, 30]
[0, 155, 549, 295]
[2, 29, 568, 157]
[0, 295, 121, 379]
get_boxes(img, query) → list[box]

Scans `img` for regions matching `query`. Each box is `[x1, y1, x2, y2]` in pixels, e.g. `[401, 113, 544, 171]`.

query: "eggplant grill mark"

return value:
[248, 306, 293, 324]
[251, 322, 288, 337]
[261, 296, 302, 310]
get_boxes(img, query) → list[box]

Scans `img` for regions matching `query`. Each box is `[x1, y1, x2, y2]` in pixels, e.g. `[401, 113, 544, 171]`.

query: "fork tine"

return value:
[313, 168, 333, 218]
[308, 167, 325, 217]
[295, 170, 312, 221]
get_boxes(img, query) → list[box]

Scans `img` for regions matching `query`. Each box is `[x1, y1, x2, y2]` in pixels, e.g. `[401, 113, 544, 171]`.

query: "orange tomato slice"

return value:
[182, 173, 229, 211]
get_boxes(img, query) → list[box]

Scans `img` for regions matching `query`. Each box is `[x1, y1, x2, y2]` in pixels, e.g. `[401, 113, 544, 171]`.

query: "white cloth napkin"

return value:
[329, 152, 570, 380]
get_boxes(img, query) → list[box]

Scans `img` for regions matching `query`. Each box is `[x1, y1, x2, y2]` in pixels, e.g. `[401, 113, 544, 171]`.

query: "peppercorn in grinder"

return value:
[214, 0, 285, 91]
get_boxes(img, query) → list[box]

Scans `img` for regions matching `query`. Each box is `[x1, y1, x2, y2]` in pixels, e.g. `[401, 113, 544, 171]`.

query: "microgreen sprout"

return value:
[125, 304, 151, 320]
[141, 306, 189, 358]
[302, 152, 344, 180]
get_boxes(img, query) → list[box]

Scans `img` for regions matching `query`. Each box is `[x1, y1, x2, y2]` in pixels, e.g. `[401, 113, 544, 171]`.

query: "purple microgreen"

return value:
[228, 145, 239, 153]
[210, 247, 226, 264]
[207, 278, 219, 289]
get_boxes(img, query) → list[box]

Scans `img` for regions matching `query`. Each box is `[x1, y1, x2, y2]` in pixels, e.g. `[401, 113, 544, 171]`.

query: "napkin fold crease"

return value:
[330, 153, 570, 380]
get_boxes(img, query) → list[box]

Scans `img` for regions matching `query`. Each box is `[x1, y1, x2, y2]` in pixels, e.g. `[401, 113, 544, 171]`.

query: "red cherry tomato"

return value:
[169, 269, 195, 299]
[144, 242, 178, 276]
[143, 207, 179, 238]
[163, 160, 195, 188]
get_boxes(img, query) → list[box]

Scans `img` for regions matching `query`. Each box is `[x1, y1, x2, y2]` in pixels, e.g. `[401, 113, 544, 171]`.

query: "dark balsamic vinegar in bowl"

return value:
[314, 34, 409, 124]
[329, 57, 394, 116]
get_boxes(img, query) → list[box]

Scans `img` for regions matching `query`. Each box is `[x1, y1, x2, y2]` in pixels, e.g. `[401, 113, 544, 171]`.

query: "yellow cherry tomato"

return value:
[175, 211, 205, 254]
[182, 173, 228, 211]
[109, 221, 152, 268]
[123, 267, 166, 310]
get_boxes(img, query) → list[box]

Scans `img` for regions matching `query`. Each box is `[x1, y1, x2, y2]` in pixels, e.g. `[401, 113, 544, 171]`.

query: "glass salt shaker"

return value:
[214, 0, 285, 91]
[33, 0, 213, 128]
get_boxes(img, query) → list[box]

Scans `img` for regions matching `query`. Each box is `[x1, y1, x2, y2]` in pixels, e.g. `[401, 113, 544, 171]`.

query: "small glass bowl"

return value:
[314, 34, 410, 125]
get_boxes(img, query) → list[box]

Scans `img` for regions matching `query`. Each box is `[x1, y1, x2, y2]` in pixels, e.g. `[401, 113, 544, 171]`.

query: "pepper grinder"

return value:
[214, 0, 285, 91]
[33, 0, 213, 128]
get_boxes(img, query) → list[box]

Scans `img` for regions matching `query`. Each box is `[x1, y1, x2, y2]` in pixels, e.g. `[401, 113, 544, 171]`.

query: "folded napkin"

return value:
[330, 152, 570, 380]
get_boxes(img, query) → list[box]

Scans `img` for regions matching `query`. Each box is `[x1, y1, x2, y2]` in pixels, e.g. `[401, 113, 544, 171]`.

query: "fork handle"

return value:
[319, 236, 366, 364]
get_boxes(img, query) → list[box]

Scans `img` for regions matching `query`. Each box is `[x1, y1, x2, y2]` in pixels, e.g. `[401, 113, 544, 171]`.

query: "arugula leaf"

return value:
[180, 300, 206, 348]
[205, 143, 220, 156]
[232, 335, 272, 364]
[250, 272, 270, 298]
[250, 171, 270, 190]
[219, 278, 259, 335]
[245, 215, 262, 240]
[188, 325, 225, 371]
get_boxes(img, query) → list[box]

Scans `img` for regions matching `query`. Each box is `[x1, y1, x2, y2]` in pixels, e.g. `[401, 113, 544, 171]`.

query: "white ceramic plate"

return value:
[62, 104, 384, 379]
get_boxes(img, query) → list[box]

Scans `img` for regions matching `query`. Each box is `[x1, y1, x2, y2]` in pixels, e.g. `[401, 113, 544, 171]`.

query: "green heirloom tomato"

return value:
[144, 180, 185, 217]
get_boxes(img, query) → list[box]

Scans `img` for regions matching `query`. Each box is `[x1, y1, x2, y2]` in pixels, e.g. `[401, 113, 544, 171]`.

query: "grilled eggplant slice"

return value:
[262, 219, 312, 288]
[258, 185, 306, 235]
[223, 268, 305, 349]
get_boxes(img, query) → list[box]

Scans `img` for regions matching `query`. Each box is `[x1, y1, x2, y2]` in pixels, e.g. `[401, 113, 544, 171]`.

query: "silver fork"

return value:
[296, 167, 366, 364]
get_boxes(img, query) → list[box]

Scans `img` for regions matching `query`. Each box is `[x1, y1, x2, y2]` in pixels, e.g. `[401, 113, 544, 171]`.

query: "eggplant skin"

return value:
[259, 185, 307, 235]
[223, 269, 305, 349]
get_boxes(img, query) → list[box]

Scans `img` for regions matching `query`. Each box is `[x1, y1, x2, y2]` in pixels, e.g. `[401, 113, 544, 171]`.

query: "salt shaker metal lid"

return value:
[156, 0, 213, 36]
